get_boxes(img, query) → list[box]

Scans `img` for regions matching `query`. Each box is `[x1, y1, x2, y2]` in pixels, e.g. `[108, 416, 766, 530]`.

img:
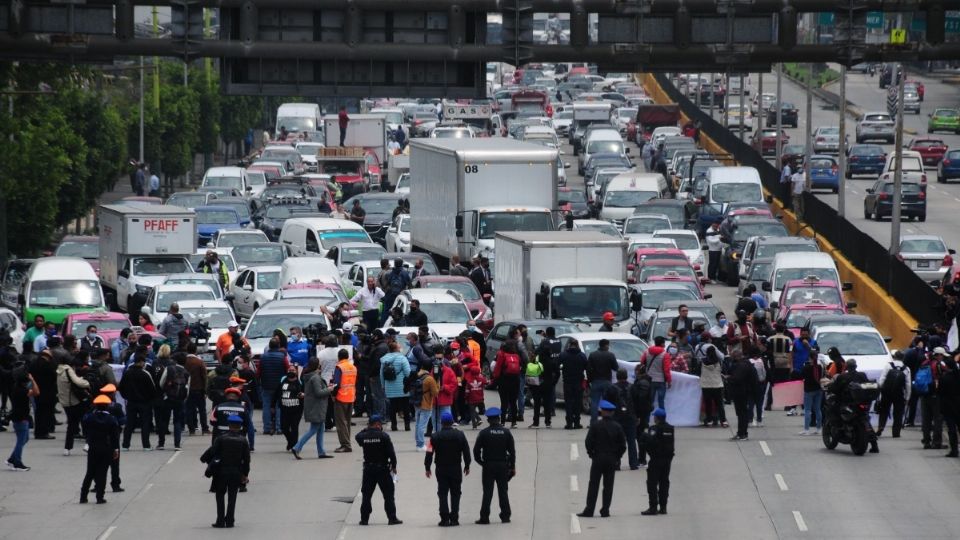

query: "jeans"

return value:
[244, 411, 256, 450]
[261, 389, 280, 433]
[185, 390, 209, 433]
[156, 400, 185, 448]
[619, 418, 639, 468]
[294, 422, 326, 456]
[366, 377, 386, 418]
[748, 381, 767, 424]
[414, 409, 432, 448]
[517, 377, 527, 418]
[122, 402, 153, 449]
[802, 390, 823, 430]
[497, 376, 520, 425]
[8, 420, 29, 466]
[650, 381, 667, 411]
[589, 381, 610, 425]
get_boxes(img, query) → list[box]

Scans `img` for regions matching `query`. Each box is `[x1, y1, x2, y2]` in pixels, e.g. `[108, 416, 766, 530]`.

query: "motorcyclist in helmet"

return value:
[827, 359, 879, 453]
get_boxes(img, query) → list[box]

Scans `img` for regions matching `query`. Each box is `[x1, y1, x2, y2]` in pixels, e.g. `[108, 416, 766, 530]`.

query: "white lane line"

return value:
[793, 510, 809, 532]
[98, 526, 117, 540]
[336, 527, 348, 540]
[954, 197, 960, 203]
[166, 451, 180, 465]
[849, 189, 859, 195]
[570, 513, 582, 534]
[775, 473, 789, 491]
[906, 227, 917, 233]
[133, 483, 153, 502]
[759, 441, 772, 456]
[570, 475, 579, 492]
[570, 443, 579, 461]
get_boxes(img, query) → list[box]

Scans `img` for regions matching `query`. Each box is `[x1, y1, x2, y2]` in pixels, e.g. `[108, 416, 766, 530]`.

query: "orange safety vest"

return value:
[335, 360, 357, 403]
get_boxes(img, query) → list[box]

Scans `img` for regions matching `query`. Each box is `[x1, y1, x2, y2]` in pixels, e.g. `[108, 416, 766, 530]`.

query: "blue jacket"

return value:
[287, 337, 312, 367]
[258, 350, 289, 391]
[379, 352, 411, 398]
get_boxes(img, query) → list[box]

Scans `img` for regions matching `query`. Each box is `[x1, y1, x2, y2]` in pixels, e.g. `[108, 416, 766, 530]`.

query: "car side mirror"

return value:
[624, 147, 631, 154]
[245, 186, 253, 192]
[564, 162, 571, 169]
[703, 293, 713, 299]
[242, 284, 253, 291]
[883, 336, 893, 343]
[455, 214, 464, 238]
[761, 281, 771, 292]
[949, 249, 956, 255]
[627, 263, 635, 271]
[866, 188, 874, 194]
[225, 294, 236, 301]
[701, 244, 709, 251]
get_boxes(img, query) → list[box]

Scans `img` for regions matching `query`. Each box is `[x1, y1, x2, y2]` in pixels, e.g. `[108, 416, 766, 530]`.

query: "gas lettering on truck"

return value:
[144, 219, 180, 232]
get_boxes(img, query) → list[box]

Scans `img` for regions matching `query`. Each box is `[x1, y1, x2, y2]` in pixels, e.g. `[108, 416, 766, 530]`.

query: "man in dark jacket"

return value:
[560, 339, 588, 429]
[724, 351, 758, 441]
[257, 338, 290, 435]
[380, 259, 411, 325]
[79, 395, 120, 504]
[425, 411, 472, 527]
[119, 354, 157, 450]
[201, 414, 251, 528]
[30, 349, 59, 439]
[158, 303, 189, 349]
[940, 358, 960, 458]
[355, 415, 403, 526]
[401, 300, 429, 327]
[606, 369, 639, 469]
[473, 407, 515, 525]
[586, 339, 618, 425]
[534, 327, 562, 428]
[827, 359, 879, 453]
[577, 400, 626, 518]
[631, 364, 653, 466]
[365, 330, 389, 418]
[640, 408, 675, 515]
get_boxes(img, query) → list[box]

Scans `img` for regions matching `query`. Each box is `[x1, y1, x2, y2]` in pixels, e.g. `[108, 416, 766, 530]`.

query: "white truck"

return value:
[410, 138, 558, 267]
[494, 231, 632, 330]
[99, 204, 197, 313]
[322, 113, 389, 164]
[442, 102, 495, 135]
[276, 103, 323, 141]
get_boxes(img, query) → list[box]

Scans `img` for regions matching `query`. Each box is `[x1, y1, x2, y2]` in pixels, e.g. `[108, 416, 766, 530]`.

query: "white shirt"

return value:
[705, 227, 723, 251]
[791, 171, 806, 195]
[352, 286, 385, 311]
[780, 163, 792, 184]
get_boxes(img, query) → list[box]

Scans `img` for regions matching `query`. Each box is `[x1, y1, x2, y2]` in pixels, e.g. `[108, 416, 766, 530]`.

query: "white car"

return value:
[189, 249, 239, 285]
[622, 213, 673, 237]
[652, 229, 704, 269]
[341, 260, 387, 298]
[650, 126, 682, 147]
[211, 229, 270, 249]
[383, 289, 472, 341]
[0, 307, 25, 353]
[725, 104, 752, 129]
[555, 332, 649, 402]
[230, 265, 282, 319]
[142, 284, 217, 326]
[385, 214, 410, 253]
[161, 273, 227, 300]
[612, 107, 638, 134]
[752, 92, 777, 114]
[393, 173, 410, 196]
[177, 299, 238, 355]
[571, 219, 623, 238]
[812, 325, 893, 380]
[325, 242, 387, 274]
[296, 142, 326, 173]
[243, 300, 332, 355]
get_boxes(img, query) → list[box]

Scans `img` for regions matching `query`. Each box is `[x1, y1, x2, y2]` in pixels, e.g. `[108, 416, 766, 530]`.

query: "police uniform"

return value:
[641, 409, 675, 515]
[473, 407, 516, 524]
[79, 398, 120, 503]
[211, 394, 248, 442]
[425, 413, 471, 526]
[201, 415, 251, 528]
[355, 416, 402, 525]
[579, 400, 626, 518]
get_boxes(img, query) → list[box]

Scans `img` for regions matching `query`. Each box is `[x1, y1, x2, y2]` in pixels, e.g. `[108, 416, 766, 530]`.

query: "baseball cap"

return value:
[227, 414, 243, 424]
[99, 384, 117, 394]
[225, 387, 242, 395]
[228, 320, 240, 328]
[603, 311, 615, 322]
[342, 322, 353, 332]
[441, 411, 454, 424]
[653, 408, 667, 418]
[933, 347, 948, 356]
[93, 395, 111, 405]
[484, 407, 501, 417]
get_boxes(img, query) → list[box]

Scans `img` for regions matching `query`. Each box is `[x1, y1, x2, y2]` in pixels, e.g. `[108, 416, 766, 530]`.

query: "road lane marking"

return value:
[98, 526, 117, 540]
[570, 443, 579, 461]
[775, 473, 789, 491]
[336, 527, 348, 540]
[849, 189, 858, 195]
[570, 475, 579, 492]
[793, 510, 808, 531]
[954, 197, 960, 203]
[759, 441, 772, 456]
[166, 451, 180, 465]
[133, 483, 153, 502]
[570, 513, 582, 534]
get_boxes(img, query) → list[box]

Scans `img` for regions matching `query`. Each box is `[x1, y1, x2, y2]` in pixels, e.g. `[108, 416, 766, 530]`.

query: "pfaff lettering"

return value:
[143, 219, 180, 232]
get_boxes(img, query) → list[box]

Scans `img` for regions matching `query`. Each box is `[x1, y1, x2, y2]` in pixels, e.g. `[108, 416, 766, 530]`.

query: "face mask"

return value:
[340, 310, 349, 317]
[667, 346, 678, 355]
[467, 325, 477, 332]
[87, 332, 97, 339]
[718, 319, 727, 326]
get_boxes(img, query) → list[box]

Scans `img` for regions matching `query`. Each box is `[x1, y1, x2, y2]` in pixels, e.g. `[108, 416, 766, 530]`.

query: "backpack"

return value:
[913, 364, 933, 395]
[502, 353, 521, 376]
[387, 270, 406, 295]
[163, 364, 189, 402]
[383, 360, 397, 382]
[207, 370, 231, 405]
[881, 363, 907, 397]
[84, 364, 106, 396]
[615, 383, 632, 415]
[525, 358, 543, 386]
[409, 373, 426, 406]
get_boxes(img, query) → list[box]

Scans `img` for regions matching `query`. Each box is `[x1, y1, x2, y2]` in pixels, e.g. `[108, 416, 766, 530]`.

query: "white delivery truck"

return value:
[99, 204, 197, 313]
[276, 103, 323, 141]
[322, 113, 389, 164]
[494, 231, 632, 331]
[442, 102, 495, 135]
[410, 138, 558, 267]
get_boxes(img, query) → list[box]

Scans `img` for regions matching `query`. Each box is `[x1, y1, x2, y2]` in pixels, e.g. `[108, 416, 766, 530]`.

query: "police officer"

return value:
[473, 407, 516, 524]
[577, 400, 626, 518]
[425, 411, 471, 527]
[201, 414, 251, 528]
[355, 415, 403, 526]
[210, 387, 247, 443]
[92, 383, 125, 494]
[641, 408, 675, 516]
[79, 395, 120, 504]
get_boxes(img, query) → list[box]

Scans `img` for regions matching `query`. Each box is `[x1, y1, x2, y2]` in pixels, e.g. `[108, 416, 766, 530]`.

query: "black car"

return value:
[863, 180, 926, 222]
[583, 152, 633, 181]
[343, 192, 404, 244]
[634, 199, 696, 231]
[766, 101, 798, 128]
[254, 202, 327, 241]
[718, 217, 789, 286]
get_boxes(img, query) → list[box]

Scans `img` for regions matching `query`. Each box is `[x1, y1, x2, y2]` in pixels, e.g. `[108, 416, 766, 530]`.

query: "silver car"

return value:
[899, 234, 954, 282]
[855, 112, 895, 144]
[812, 126, 846, 154]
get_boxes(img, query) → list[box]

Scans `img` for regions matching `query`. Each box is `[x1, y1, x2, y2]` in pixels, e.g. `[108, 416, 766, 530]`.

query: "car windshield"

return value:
[900, 238, 946, 253]
[651, 315, 709, 340]
[783, 145, 804, 154]
[297, 145, 324, 156]
[850, 145, 884, 156]
[748, 262, 772, 280]
[204, 176, 242, 189]
[580, 339, 647, 361]
[576, 223, 621, 237]
[637, 205, 684, 225]
[55, 241, 98, 259]
[134, 258, 191, 276]
[561, 191, 586, 203]
[712, 183, 762, 203]
[733, 222, 787, 243]
[341, 246, 386, 265]
[477, 212, 553, 239]
[913, 140, 945, 148]
[625, 218, 670, 234]
[165, 279, 221, 297]
[641, 288, 698, 307]
[2, 262, 32, 289]
[219, 202, 251, 219]
[0, 312, 18, 332]
[889, 157, 923, 172]
[783, 286, 843, 307]
[773, 268, 839, 291]
[864, 114, 892, 122]
[935, 109, 958, 117]
[434, 129, 471, 138]
[654, 234, 697, 250]
[156, 290, 216, 312]
[28, 280, 102, 308]
[261, 149, 299, 162]
[423, 281, 480, 301]
[232, 245, 285, 266]
[277, 117, 316, 132]
[605, 190, 657, 207]
[395, 175, 410, 190]
[639, 266, 697, 281]
[786, 309, 845, 328]
[263, 187, 309, 199]
[187, 254, 237, 272]
[256, 271, 280, 290]
[349, 198, 399, 214]
[197, 210, 239, 225]
[810, 158, 835, 169]
[755, 243, 818, 259]
[816, 332, 887, 356]
[247, 311, 330, 337]
[320, 161, 362, 175]
[319, 231, 370, 249]
[70, 318, 129, 336]
[218, 233, 268, 247]
[587, 140, 624, 154]
[819, 127, 839, 135]
[418, 302, 469, 324]
[549, 285, 629, 322]
[167, 194, 207, 208]
[181, 307, 236, 329]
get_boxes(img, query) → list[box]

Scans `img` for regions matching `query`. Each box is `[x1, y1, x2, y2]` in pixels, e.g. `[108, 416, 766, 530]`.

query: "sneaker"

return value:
[11, 463, 30, 471]
[174, 447, 181, 451]
[638, 462, 648, 468]
[416, 446, 426, 452]
[528, 424, 539, 429]
[143, 447, 153, 452]
[63, 449, 71, 456]
[5, 460, 15, 470]
[292, 448, 302, 460]
[797, 430, 810, 436]
[785, 409, 798, 416]
[82, 444, 89, 453]
[156, 446, 165, 451]
[812, 428, 820, 434]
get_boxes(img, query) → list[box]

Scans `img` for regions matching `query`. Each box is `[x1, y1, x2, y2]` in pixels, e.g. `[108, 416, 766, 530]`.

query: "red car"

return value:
[779, 301, 848, 336]
[411, 275, 492, 333]
[750, 128, 790, 156]
[62, 311, 164, 348]
[908, 137, 948, 166]
[642, 271, 706, 297]
[769, 277, 853, 312]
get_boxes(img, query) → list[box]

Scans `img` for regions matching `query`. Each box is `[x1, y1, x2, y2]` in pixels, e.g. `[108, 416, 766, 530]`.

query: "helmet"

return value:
[602, 311, 615, 322]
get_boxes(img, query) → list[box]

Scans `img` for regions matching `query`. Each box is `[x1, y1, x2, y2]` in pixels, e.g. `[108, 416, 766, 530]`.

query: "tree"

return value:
[220, 95, 263, 158]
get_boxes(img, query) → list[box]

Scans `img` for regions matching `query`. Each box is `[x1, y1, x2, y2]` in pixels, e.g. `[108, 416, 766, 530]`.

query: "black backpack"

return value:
[383, 360, 397, 382]
[409, 373, 426, 405]
[163, 364, 189, 402]
[84, 364, 106, 396]
[388, 270, 406, 295]
[207, 370, 231, 405]
[881, 363, 907, 397]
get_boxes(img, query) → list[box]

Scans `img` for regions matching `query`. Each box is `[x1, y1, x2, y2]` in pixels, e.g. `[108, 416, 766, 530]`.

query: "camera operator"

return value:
[216, 322, 250, 363]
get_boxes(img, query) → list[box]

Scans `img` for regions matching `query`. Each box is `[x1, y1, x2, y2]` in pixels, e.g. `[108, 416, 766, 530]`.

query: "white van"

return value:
[202, 166, 253, 197]
[705, 166, 764, 205]
[19, 257, 105, 325]
[275, 103, 323, 140]
[279, 217, 373, 258]
[764, 252, 840, 306]
[579, 129, 628, 174]
[599, 173, 669, 224]
[278, 257, 341, 287]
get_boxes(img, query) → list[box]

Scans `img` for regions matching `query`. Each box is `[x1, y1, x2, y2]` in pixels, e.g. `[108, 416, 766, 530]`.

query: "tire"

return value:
[851, 425, 868, 456]
[863, 206, 870, 219]
[822, 422, 839, 450]
[832, 187, 839, 194]
[919, 214, 926, 222]
[856, 136, 863, 144]
[938, 174, 945, 184]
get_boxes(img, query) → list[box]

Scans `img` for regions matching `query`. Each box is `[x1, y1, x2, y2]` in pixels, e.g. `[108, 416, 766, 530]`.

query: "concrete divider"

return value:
[638, 72, 919, 349]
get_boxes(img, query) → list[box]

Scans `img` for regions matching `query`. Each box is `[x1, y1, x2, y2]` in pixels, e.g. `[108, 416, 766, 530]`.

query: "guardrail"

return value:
[639, 72, 942, 348]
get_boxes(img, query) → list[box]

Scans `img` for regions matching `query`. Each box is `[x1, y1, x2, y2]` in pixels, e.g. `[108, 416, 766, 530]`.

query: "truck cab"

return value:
[536, 278, 631, 331]
[467, 205, 556, 263]
[315, 147, 379, 197]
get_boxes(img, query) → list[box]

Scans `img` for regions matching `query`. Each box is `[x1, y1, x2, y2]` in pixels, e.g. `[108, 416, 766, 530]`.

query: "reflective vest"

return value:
[203, 261, 230, 288]
[335, 360, 357, 403]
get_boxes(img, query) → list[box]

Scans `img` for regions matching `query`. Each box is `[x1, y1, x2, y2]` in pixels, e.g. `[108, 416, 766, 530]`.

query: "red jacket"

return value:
[464, 368, 487, 405]
[435, 364, 459, 407]
[640, 346, 673, 385]
[338, 110, 349, 128]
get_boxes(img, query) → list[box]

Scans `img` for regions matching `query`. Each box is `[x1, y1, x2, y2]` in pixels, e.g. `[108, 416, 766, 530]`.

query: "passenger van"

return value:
[579, 129, 628, 174]
[278, 257, 341, 287]
[764, 252, 840, 306]
[696, 166, 765, 231]
[19, 257, 105, 325]
[598, 172, 670, 224]
[275, 103, 323, 140]
[202, 166, 255, 198]
[279, 217, 373, 258]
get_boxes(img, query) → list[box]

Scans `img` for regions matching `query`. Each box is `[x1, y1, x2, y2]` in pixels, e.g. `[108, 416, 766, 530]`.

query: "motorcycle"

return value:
[821, 382, 880, 456]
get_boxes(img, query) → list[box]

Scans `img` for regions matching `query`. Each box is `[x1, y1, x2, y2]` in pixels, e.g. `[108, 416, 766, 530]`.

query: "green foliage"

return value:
[221, 95, 263, 148]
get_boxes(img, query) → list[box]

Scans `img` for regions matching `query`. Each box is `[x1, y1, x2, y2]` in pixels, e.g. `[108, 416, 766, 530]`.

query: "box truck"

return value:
[493, 231, 632, 331]
[99, 204, 197, 313]
[322, 113, 389, 164]
[409, 139, 558, 267]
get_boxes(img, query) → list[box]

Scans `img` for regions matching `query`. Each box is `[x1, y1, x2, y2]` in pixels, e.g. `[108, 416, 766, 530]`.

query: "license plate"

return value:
[917, 260, 930, 268]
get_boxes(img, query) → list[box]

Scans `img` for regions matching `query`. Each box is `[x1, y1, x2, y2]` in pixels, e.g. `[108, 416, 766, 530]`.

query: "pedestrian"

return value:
[765, 323, 794, 411]
[919, 347, 948, 449]
[274, 366, 304, 451]
[469, 257, 493, 299]
[201, 414, 251, 528]
[57, 355, 92, 456]
[412, 358, 440, 451]
[464, 363, 487, 429]
[640, 408, 675, 515]
[780, 160, 793, 209]
[338, 106, 350, 146]
[6, 364, 39, 471]
[940, 357, 960, 458]
[725, 351, 758, 441]
[210, 387, 248, 442]
[609, 369, 640, 469]
[381, 259, 411, 325]
[492, 340, 523, 427]
[332, 348, 357, 453]
[148, 170, 161, 198]
[797, 354, 824, 436]
[425, 411, 471, 527]
[79, 395, 120, 504]
[473, 407, 515, 525]
[747, 353, 767, 427]
[184, 347, 210, 436]
[79, 325, 106, 353]
[411, 258, 429, 279]
[726, 309, 758, 358]
[430, 346, 458, 430]
[134, 162, 146, 196]
[257, 337, 290, 436]
[560, 338, 587, 429]
[292, 358, 333, 459]
[352, 277, 385, 332]
[877, 353, 911, 438]
[586, 339, 619, 424]
[631, 364, 653, 467]
[157, 303, 189, 350]
[30, 349, 58, 439]
[449, 255, 470, 277]
[790, 166, 806, 219]
[640, 336, 672, 412]
[156, 352, 189, 450]
[94, 383, 125, 493]
[697, 334, 727, 427]
[704, 222, 722, 282]
[524, 351, 544, 428]
[380, 341, 412, 431]
[355, 415, 403, 526]
[577, 400, 626, 518]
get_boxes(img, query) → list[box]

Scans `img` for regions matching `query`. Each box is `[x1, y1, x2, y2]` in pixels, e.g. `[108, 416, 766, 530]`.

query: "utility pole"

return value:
[139, 56, 145, 163]
[802, 63, 813, 219]
[757, 72, 763, 132]
[775, 63, 783, 172]
[890, 63, 906, 255]
[837, 64, 847, 218]
[738, 74, 745, 140]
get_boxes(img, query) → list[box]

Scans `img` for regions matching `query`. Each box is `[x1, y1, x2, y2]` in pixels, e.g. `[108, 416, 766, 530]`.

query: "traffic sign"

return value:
[947, 12, 960, 34]
[818, 13, 834, 26]
[866, 12, 884, 30]
[890, 28, 907, 44]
